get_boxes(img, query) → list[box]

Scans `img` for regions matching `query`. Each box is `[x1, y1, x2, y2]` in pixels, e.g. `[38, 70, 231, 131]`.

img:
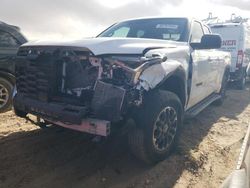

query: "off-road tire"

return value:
[13, 107, 27, 118]
[0, 78, 13, 113]
[236, 74, 246, 90]
[128, 90, 183, 164]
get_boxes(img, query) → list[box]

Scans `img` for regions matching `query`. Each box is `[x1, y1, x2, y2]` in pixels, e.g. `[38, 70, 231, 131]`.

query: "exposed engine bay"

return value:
[14, 47, 163, 125]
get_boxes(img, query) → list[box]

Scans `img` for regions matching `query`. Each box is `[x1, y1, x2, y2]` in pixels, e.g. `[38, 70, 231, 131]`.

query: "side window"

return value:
[107, 27, 130, 38]
[136, 30, 145, 38]
[0, 30, 20, 47]
[203, 26, 211, 34]
[190, 22, 204, 43]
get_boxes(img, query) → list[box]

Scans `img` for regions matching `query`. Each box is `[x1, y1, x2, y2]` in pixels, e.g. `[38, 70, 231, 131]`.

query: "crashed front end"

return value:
[14, 46, 163, 136]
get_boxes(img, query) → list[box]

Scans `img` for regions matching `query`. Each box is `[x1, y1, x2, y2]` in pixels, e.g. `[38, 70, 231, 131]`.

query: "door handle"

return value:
[196, 82, 203, 87]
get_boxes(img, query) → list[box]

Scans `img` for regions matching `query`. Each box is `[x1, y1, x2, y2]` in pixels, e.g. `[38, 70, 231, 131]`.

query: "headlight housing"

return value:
[88, 55, 163, 86]
[108, 55, 143, 69]
[104, 55, 163, 85]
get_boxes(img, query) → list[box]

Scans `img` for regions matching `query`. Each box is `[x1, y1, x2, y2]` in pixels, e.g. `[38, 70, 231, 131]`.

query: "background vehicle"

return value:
[246, 49, 250, 78]
[207, 14, 250, 89]
[13, 17, 230, 163]
[247, 63, 250, 79]
[0, 21, 27, 113]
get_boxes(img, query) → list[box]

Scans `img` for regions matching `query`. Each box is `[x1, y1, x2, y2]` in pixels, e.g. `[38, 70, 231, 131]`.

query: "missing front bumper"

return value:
[14, 80, 126, 123]
[14, 95, 111, 136]
[14, 94, 88, 124]
[47, 118, 111, 137]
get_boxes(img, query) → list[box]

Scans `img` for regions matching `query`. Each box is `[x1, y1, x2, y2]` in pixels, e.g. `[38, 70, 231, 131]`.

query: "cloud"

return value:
[0, 0, 183, 39]
[209, 0, 250, 11]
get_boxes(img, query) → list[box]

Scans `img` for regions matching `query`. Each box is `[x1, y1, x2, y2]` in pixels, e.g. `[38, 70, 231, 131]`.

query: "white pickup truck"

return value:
[13, 17, 230, 163]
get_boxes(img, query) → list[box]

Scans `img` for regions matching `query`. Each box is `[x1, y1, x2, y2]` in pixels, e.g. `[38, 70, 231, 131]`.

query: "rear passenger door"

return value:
[0, 30, 21, 73]
[187, 21, 214, 108]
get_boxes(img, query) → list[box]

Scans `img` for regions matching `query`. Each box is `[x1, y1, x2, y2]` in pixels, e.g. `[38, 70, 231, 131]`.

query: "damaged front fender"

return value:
[138, 60, 185, 91]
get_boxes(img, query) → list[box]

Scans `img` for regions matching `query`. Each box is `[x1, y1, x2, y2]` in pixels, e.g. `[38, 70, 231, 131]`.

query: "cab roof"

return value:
[0, 21, 27, 43]
[0, 21, 20, 31]
[116, 17, 195, 24]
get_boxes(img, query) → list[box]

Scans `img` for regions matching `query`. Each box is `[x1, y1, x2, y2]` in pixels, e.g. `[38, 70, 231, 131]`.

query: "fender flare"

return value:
[223, 64, 230, 80]
[138, 60, 186, 90]
[225, 64, 230, 72]
[138, 60, 187, 106]
[0, 70, 15, 85]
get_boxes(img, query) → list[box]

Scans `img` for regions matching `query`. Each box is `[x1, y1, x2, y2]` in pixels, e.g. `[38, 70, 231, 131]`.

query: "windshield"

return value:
[98, 18, 188, 42]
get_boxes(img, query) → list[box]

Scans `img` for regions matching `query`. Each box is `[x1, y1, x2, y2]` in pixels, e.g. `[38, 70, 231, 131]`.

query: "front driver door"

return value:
[187, 21, 213, 109]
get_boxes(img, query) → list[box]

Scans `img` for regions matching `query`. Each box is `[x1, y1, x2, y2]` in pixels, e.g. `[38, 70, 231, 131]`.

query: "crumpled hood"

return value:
[22, 37, 181, 55]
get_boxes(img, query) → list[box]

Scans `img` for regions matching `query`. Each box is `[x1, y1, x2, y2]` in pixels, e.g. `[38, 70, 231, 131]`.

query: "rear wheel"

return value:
[0, 78, 13, 113]
[236, 74, 246, 90]
[128, 90, 183, 164]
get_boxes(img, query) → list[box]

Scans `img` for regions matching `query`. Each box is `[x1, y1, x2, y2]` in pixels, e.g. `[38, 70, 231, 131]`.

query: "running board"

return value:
[185, 94, 221, 119]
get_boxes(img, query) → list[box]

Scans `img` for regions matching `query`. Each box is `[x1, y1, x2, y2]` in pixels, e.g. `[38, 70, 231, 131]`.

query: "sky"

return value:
[0, 0, 250, 41]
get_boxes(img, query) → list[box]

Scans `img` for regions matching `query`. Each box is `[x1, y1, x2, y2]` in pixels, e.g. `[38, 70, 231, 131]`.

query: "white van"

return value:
[210, 22, 250, 89]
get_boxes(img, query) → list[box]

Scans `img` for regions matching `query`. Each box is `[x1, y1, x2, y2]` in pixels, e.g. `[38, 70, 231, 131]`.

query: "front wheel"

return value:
[14, 107, 27, 118]
[128, 90, 183, 164]
[0, 78, 13, 113]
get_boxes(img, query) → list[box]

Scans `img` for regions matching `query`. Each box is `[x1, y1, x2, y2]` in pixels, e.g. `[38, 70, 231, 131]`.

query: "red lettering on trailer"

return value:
[222, 40, 236, 46]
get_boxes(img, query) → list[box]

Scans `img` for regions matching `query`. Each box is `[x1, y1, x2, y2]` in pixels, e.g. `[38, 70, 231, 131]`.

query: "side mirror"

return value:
[190, 34, 222, 50]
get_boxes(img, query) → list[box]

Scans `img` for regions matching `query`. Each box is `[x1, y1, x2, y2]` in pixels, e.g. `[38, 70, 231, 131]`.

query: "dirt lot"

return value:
[0, 85, 249, 188]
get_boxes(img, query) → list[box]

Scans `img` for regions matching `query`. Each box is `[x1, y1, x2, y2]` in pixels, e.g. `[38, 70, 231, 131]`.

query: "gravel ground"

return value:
[0, 84, 249, 188]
